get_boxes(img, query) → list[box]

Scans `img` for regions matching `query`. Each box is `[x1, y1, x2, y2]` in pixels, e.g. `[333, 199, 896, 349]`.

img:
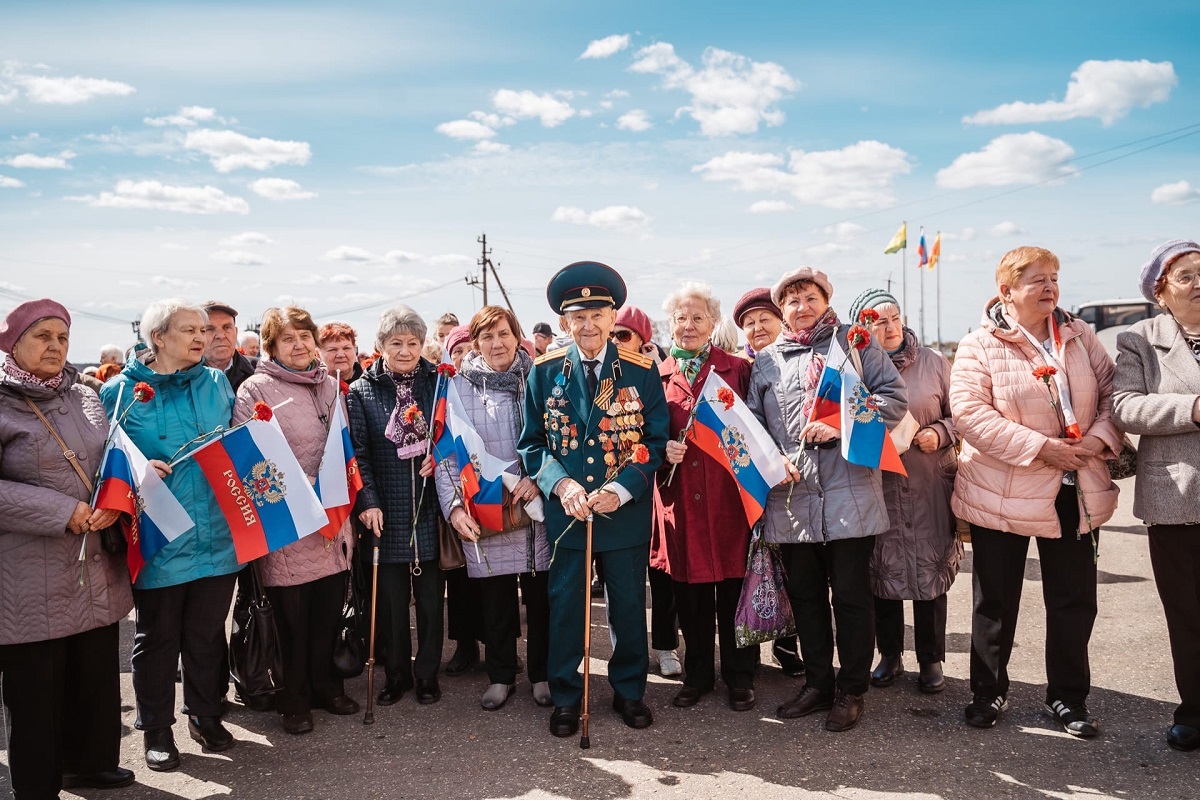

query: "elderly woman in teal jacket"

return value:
[101, 299, 240, 773]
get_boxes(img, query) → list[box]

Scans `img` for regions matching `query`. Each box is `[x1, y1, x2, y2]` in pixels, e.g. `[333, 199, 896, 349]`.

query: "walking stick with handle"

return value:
[363, 540, 381, 725]
[580, 513, 595, 749]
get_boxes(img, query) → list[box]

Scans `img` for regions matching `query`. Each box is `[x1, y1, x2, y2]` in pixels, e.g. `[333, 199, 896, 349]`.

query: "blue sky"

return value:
[2, 0, 1198, 357]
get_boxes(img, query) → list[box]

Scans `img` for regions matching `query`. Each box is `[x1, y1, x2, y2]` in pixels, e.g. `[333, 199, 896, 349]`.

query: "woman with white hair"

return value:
[347, 304, 444, 706]
[100, 299, 240, 771]
[654, 282, 758, 712]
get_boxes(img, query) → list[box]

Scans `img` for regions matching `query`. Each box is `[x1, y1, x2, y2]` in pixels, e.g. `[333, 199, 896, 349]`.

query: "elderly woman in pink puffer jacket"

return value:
[951, 246, 1120, 738]
[234, 306, 357, 735]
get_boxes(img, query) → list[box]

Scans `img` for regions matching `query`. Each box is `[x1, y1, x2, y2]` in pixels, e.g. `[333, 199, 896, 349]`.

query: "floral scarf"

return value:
[886, 327, 921, 372]
[383, 366, 428, 459]
[3, 354, 64, 390]
[670, 342, 712, 385]
[781, 308, 840, 420]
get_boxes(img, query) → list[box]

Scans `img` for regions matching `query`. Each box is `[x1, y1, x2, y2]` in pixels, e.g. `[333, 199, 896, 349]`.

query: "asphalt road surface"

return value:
[2, 476, 1194, 799]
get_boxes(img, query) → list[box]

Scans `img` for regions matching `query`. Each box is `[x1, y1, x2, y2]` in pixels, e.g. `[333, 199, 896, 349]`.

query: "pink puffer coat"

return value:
[950, 300, 1121, 538]
[233, 360, 353, 587]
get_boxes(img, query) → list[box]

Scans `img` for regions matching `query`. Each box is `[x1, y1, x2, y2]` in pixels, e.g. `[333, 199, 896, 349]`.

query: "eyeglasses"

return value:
[611, 330, 635, 343]
[671, 314, 708, 327]
[1167, 271, 1200, 287]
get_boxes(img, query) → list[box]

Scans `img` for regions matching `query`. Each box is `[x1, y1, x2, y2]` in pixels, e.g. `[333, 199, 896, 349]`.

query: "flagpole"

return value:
[920, 258, 926, 344]
[901, 221, 908, 328]
[936, 231, 942, 352]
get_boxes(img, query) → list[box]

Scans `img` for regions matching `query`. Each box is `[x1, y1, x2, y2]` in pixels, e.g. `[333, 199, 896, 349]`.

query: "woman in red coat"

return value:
[653, 282, 757, 712]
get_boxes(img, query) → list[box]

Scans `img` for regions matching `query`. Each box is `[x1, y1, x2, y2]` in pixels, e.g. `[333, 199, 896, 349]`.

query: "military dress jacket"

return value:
[519, 341, 669, 552]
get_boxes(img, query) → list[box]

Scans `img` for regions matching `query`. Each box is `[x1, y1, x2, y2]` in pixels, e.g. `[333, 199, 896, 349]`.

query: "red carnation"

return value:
[858, 308, 881, 325]
[437, 363, 457, 379]
[403, 404, 421, 425]
[1032, 365, 1057, 384]
[133, 381, 154, 403]
[848, 325, 871, 351]
[338, 379, 350, 395]
[632, 443, 650, 465]
[253, 401, 273, 422]
[716, 386, 735, 410]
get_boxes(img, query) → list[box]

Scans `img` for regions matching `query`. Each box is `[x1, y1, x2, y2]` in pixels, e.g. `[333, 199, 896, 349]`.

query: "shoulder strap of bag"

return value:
[23, 395, 94, 494]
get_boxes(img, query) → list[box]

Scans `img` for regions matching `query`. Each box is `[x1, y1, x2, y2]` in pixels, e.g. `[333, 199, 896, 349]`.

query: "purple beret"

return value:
[614, 305, 653, 344]
[1140, 239, 1200, 303]
[0, 298, 72, 353]
[444, 324, 472, 356]
[732, 288, 781, 326]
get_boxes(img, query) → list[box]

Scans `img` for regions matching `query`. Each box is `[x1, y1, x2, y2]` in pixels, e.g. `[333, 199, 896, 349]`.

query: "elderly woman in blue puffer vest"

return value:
[347, 304, 443, 706]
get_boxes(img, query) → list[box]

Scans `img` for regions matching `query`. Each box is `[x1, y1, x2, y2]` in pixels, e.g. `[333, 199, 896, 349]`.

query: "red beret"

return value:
[614, 305, 653, 344]
[732, 288, 781, 326]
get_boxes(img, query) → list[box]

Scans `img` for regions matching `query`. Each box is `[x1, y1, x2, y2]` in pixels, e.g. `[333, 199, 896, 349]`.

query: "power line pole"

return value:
[477, 233, 490, 307]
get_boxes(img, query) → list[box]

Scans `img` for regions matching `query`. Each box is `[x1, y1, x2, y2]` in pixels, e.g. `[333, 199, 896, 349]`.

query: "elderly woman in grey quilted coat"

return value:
[0, 299, 134, 798]
[436, 306, 551, 712]
[233, 306, 358, 735]
[848, 290, 961, 697]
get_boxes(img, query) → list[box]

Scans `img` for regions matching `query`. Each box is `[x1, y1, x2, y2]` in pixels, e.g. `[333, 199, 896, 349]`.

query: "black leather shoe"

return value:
[672, 686, 710, 708]
[143, 729, 180, 772]
[918, 662, 945, 694]
[728, 687, 757, 712]
[612, 697, 653, 729]
[321, 694, 360, 715]
[549, 706, 580, 737]
[870, 654, 904, 688]
[445, 640, 480, 676]
[281, 711, 314, 735]
[377, 679, 412, 706]
[62, 767, 136, 789]
[1168, 723, 1200, 752]
[415, 678, 442, 704]
[187, 716, 235, 752]
[777, 685, 835, 719]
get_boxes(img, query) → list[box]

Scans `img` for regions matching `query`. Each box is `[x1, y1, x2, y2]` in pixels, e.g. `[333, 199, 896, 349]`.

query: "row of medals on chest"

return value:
[545, 385, 644, 464]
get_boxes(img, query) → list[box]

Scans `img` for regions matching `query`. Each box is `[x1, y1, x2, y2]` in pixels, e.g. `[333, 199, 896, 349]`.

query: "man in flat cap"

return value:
[202, 301, 257, 393]
[519, 261, 669, 737]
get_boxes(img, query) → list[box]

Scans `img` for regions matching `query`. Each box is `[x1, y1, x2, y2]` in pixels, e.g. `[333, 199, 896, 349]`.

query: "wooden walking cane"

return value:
[580, 513, 595, 749]
[363, 541, 381, 725]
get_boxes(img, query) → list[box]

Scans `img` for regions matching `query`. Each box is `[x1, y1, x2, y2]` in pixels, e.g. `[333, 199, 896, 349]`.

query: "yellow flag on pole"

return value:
[884, 222, 907, 254]
[929, 232, 941, 270]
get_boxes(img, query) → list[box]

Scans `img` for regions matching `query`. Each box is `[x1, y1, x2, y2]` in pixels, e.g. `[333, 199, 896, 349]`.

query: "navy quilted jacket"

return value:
[347, 358, 440, 566]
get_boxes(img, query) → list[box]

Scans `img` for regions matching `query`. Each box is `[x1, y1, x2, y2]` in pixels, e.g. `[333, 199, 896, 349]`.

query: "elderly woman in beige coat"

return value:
[0, 299, 134, 798]
[849, 290, 961, 696]
[234, 306, 357, 735]
[1113, 239, 1200, 752]
[951, 246, 1120, 737]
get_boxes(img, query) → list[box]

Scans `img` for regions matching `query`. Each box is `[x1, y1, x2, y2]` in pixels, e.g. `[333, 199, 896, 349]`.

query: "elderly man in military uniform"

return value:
[519, 261, 669, 738]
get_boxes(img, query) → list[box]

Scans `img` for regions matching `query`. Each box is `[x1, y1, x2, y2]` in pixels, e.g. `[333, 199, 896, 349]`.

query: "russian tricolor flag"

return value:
[444, 380, 513, 530]
[691, 372, 789, 525]
[94, 426, 195, 582]
[190, 419, 328, 563]
[430, 357, 453, 464]
[313, 399, 363, 540]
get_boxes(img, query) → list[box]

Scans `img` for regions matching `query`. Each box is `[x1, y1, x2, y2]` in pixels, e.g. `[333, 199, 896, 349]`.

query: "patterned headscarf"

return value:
[383, 367, 428, 459]
[670, 342, 712, 385]
[3, 354, 64, 390]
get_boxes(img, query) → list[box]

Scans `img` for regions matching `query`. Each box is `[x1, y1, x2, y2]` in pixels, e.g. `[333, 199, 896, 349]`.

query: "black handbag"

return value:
[228, 564, 285, 696]
[331, 568, 365, 679]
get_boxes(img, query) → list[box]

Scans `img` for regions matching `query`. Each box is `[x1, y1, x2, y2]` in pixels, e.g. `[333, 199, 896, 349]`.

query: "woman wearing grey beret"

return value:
[1112, 238, 1200, 752]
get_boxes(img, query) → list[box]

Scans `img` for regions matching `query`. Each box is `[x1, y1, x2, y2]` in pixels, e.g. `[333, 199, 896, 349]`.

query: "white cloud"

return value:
[428, 254, 474, 268]
[324, 245, 377, 262]
[436, 119, 496, 140]
[936, 132, 1077, 189]
[694, 140, 912, 210]
[630, 43, 799, 136]
[5, 151, 74, 169]
[824, 222, 867, 240]
[989, 221, 1025, 237]
[329, 274, 359, 284]
[805, 242, 855, 259]
[552, 204, 650, 234]
[616, 109, 652, 132]
[965, 59, 1176, 126]
[383, 250, 423, 264]
[220, 231, 274, 246]
[469, 111, 515, 128]
[943, 227, 977, 242]
[70, 180, 250, 215]
[748, 200, 792, 214]
[184, 129, 311, 172]
[472, 141, 511, 156]
[580, 34, 631, 60]
[1150, 180, 1200, 206]
[210, 249, 268, 266]
[492, 89, 575, 127]
[8, 68, 136, 105]
[249, 178, 317, 200]
[0, 174, 24, 188]
[144, 106, 218, 127]
[150, 275, 198, 290]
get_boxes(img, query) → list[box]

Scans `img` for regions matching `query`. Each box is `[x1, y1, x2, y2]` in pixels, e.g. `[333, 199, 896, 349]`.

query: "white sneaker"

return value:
[657, 649, 682, 677]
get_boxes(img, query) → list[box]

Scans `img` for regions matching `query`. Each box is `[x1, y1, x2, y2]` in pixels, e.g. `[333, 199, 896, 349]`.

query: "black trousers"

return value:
[265, 571, 347, 715]
[0, 623, 122, 800]
[476, 571, 550, 684]
[673, 578, 755, 691]
[1148, 523, 1200, 728]
[376, 563, 445, 683]
[874, 594, 949, 664]
[132, 572, 238, 730]
[648, 565, 679, 651]
[781, 536, 876, 696]
[969, 484, 1097, 705]
[446, 565, 484, 643]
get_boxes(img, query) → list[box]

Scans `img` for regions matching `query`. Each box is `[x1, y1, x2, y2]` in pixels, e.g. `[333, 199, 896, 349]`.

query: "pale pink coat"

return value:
[950, 301, 1121, 538]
